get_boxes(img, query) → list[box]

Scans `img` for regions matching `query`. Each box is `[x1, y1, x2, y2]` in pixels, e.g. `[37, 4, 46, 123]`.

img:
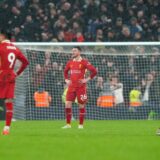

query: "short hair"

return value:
[0, 29, 12, 40]
[110, 75, 118, 81]
[73, 46, 82, 51]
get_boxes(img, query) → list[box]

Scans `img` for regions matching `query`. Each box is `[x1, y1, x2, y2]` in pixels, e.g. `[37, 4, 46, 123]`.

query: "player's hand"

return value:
[65, 79, 71, 86]
[15, 72, 18, 77]
[14, 72, 18, 78]
[79, 77, 90, 84]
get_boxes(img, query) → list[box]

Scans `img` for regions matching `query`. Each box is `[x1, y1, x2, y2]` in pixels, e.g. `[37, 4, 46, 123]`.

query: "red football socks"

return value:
[5, 102, 13, 126]
[65, 108, 72, 124]
[79, 108, 85, 125]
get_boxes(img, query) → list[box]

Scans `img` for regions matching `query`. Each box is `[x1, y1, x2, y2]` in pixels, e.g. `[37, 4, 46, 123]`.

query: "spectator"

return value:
[60, 2, 72, 20]
[32, 64, 47, 90]
[95, 77, 104, 93]
[75, 32, 85, 42]
[13, 27, 25, 41]
[110, 76, 124, 106]
[95, 29, 104, 41]
[84, 0, 99, 22]
[72, 21, 83, 36]
[149, 47, 160, 73]
[134, 46, 150, 79]
[118, 25, 133, 41]
[34, 88, 52, 108]
[141, 72, 160, 105]
[54, 14, 68, 32]
[133, 32, 143, 41]
[129, 17, 143, 37]
[57, 30, 65, 42]
[22, 15, 40, 41]
[9, 6, 24, 29]
[121, 69, 138, 106]
[129, 86, 142, 112]
[105, 28, 117, 42]
[106, 57, 117, 79]
[141, 73, 154, 103]
[63, 27, 74, 42]
[114, 17, 123, 38]
[41, 32, 50, 42]
[44, 51, 52, 67]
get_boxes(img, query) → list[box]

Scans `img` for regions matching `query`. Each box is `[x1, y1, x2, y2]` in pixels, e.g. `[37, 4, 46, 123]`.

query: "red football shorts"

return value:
[0, 82, 15, 99]
[66, 86, 88, 104]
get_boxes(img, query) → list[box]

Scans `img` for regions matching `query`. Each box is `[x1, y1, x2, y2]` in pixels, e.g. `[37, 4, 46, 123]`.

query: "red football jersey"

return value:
[64, 57, 97, 87]
[0, 40, 29, 82]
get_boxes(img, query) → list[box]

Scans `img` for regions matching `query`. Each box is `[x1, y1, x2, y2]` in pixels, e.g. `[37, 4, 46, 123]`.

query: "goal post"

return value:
[14, 42, 160, 120]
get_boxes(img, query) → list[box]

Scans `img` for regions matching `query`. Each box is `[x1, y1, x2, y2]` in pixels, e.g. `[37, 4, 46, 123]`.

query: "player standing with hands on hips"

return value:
[0, 29, 29, 135]
[63, 46, 97, 129]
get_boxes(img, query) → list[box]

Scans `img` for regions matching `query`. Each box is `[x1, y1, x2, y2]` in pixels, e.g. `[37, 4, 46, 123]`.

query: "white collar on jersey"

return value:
[73, 56, 82, 62]
[1, 40, 10, 43]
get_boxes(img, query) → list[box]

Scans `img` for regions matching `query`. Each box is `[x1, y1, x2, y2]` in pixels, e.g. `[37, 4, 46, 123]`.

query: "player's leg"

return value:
[2, 98, 14, 135]
[78, 104, 86, 129]
[2, 82, 15, 135]
[62, 101, 72, 129]
[77, 87, 87, 129]
[62, 89, 76, 129]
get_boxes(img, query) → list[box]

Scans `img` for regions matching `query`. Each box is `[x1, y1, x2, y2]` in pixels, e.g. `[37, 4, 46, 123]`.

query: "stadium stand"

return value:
[0, 0, 159, 42]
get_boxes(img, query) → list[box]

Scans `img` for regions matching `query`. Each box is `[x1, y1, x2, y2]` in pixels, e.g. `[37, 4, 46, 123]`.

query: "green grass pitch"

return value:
[0, 120, 160, 160]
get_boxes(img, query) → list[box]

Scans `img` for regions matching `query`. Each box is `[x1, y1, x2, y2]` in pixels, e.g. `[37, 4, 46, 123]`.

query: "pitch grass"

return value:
[0, 120, 160, 160]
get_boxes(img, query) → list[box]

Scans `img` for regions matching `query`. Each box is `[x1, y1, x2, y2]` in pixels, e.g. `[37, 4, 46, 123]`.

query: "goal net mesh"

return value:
[14, 43, 160, 120]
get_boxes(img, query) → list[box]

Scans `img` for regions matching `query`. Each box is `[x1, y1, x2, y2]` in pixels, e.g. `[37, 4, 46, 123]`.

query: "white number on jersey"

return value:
[8, 52, 16, 68]
[80, 94, 87, 101]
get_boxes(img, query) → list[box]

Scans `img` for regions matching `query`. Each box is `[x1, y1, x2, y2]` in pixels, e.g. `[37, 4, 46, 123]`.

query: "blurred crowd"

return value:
[0, 0, 159, 42]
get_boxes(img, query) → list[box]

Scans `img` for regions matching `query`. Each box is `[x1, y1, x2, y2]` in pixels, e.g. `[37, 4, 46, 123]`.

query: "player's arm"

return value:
[16, 49, 29, 76]
[80, 60, 97, 84]
[64, 61, 71, 85]
[0, 47, 2, 68]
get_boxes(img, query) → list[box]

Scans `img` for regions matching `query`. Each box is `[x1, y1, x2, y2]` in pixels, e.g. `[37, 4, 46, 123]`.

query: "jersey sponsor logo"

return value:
[70, 70, 81, 74]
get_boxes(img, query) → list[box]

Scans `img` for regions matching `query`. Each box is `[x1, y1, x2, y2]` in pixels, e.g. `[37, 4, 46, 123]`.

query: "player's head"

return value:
[71, 46, 81, 58]
[0, 29, 12, 42]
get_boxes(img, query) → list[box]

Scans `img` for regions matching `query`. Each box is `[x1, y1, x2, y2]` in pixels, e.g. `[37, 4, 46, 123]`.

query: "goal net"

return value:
[14, 42, 160, 120]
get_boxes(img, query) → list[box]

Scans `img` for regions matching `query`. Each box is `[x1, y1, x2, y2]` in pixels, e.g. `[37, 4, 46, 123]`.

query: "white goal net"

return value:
[14, 42, 160, 120]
